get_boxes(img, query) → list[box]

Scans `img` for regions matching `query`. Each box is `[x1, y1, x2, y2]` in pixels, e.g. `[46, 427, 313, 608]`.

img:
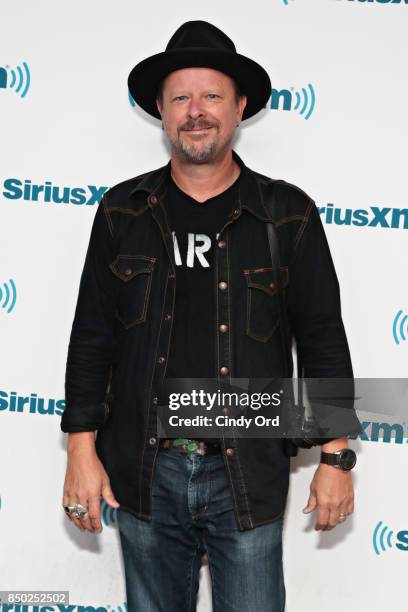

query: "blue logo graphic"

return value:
[0, 278, 16, 314]
[393, 310, 408, 344]
[268, 84, 315, 120]
[0, 62, 30, 97]
[349, 420, 407, 443]
[100, 498, 118, 527]
[373, 521, 394, 555]
[0, 389, 65, 416]
[373, 521, 408, 555]
[2, 179, 108, 205]
[318, 203, 408, 230]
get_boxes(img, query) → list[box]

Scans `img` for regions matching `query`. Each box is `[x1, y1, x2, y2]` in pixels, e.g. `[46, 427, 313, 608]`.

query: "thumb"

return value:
[101, 480, 120, 508]
[303, 491, 317, 514]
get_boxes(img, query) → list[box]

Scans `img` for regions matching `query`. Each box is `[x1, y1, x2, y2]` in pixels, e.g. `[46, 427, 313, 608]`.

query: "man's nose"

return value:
[186, 97, 206, 119]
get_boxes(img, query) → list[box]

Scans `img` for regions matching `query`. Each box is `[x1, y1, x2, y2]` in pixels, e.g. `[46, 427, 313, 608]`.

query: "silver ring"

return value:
[64, 503, 88, 519]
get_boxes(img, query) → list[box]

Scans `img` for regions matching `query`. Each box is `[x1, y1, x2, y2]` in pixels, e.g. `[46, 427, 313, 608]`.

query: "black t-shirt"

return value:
[164, 170, 242, 446]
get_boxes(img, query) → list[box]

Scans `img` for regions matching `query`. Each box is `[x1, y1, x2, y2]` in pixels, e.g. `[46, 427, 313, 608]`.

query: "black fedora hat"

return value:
[128, 20, 271, 121]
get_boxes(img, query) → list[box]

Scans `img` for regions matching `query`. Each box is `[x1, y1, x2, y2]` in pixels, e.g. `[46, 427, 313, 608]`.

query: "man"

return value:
[61, 20, 360, 612]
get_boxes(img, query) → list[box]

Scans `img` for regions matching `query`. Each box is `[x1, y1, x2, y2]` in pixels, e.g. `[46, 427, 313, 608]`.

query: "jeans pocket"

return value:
[109, 254, 155, 329]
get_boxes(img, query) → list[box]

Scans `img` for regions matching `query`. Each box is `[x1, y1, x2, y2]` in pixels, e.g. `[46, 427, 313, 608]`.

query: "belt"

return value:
[160, 437, 222, 456]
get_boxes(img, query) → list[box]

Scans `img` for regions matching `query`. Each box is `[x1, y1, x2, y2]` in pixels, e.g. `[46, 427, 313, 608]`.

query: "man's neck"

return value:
[169, 149, 241, 203]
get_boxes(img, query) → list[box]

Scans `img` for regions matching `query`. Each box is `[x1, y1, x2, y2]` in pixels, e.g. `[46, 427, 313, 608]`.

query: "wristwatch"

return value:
[320, 448, 356, 471]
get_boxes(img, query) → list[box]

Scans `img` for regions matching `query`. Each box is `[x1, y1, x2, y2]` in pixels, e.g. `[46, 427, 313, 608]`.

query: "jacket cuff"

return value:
[60, 401, 108, 433]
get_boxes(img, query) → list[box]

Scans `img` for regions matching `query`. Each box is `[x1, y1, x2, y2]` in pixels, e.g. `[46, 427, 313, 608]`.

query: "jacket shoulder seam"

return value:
[293, 198, 315, 253]
[102, 193, 114, 237]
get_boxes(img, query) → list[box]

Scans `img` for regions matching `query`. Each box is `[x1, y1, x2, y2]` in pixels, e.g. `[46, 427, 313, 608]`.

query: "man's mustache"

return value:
[179, 120, 219, 131]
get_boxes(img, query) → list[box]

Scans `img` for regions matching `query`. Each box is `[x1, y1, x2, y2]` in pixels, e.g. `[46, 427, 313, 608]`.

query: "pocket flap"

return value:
[109, 255, 155, 282]
[244, 266, 288, 296]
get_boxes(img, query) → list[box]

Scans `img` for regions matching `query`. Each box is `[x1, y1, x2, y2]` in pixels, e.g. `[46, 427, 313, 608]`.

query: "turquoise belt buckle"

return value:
[172, 437, 199, 453]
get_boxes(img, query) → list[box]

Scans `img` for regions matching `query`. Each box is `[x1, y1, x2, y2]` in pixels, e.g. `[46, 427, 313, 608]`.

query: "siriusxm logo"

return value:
[318, 203, 408, 230]
[373, 521, 408, 556]
[0, 278, 16, 314]
[0, 62, 30, 98]
[0, 390, 65, 416]
[0, 604, 127, 612]
[100, 498, 118, 527]
[2, 180, 108, 205]
[349, 420, 407, 443]
[268, 84, 315, 120]
[393, 310, 408, 344]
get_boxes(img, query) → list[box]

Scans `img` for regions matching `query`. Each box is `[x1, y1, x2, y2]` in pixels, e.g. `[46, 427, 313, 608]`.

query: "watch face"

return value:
[339, 449, 356, 470]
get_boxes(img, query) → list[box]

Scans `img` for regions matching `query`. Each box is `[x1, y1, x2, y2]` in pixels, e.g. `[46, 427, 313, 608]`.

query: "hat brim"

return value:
[128, 48, 271, 121]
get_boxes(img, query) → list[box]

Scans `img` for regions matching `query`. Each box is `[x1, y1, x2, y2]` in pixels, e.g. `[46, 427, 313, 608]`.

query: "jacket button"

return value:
[219, 324, 228, 333]
[269, 281, 275, 290]
[149, 194, 158, 205]
[226, 447, 235, 456]
[158, 356, 166, 364]
[218, 240, 226, 248]
[164, 313, 172, 321]
[233, 208, 239, 216]
[218, 281, 228, 291]
[124, 268, 132, 276]
[149, 437, 157, 445]
[152, 396, 158, 404]
[220, 366, 229, 375]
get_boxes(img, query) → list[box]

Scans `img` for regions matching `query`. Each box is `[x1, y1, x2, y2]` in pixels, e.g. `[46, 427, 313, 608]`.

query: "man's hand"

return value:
[302, 463, 354, 530]
[63, 433, 120, 533]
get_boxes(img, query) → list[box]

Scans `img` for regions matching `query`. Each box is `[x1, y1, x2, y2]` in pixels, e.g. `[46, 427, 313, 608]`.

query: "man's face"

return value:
[156, 67, 247, 164]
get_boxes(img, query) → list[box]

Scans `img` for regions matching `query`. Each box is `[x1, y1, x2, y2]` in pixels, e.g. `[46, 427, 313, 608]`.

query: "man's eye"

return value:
[175, 96, 188, 101]
[207, 94, 220, 99]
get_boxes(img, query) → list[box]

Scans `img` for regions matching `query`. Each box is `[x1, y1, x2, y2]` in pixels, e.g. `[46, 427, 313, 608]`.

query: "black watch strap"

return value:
[320, 451, 340, 466]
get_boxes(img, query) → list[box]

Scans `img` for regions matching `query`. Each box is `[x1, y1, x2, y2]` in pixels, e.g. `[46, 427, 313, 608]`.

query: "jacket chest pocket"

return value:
[109, 254, 156, 329]
[243, 267, 288, 343]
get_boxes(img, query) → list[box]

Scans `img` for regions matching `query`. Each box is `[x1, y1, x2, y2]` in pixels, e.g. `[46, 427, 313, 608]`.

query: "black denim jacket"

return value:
[61, 149, 357, 531]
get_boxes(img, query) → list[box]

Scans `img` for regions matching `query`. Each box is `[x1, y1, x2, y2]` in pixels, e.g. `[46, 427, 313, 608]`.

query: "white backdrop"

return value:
[1, 1, 407, 610]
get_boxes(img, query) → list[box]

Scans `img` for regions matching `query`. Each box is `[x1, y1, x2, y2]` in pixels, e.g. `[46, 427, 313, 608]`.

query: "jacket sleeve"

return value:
[286, 198, 363, 444]
[60, 193, 116, 433]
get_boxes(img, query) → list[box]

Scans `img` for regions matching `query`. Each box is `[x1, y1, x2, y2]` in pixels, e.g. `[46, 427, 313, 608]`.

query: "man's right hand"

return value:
[62, 432, 120, 533]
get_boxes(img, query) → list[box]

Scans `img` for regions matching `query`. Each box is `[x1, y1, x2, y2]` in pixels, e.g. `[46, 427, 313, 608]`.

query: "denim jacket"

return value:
[61, 149, 357, 531]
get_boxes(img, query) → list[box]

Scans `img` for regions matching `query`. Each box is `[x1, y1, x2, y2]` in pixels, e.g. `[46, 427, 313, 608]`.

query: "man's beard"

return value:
[172, 136, 218, 164]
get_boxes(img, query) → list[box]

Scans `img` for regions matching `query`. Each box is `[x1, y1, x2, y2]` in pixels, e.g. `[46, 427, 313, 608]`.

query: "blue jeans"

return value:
[117, 447, 286, 612]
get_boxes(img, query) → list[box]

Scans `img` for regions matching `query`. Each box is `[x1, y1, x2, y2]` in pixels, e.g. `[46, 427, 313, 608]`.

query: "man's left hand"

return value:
[302, 463, 354, 530]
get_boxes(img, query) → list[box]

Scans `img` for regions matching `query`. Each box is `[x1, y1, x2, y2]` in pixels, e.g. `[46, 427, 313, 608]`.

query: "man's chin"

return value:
[176, 140, 218, 164]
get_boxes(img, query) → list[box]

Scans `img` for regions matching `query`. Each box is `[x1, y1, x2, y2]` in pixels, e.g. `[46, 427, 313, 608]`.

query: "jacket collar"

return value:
[128, 149, 274, 222]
